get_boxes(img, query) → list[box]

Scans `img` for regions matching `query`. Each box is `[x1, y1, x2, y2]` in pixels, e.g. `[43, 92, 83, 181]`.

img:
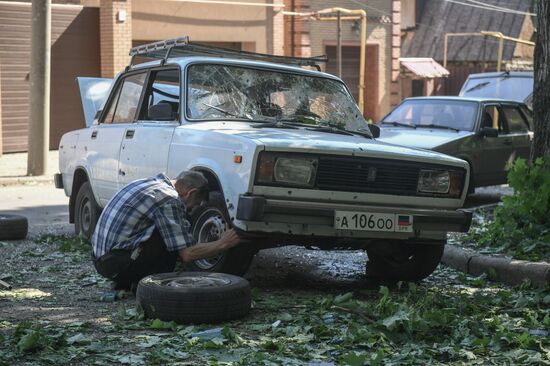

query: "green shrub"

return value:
[471, 158, 550, 261]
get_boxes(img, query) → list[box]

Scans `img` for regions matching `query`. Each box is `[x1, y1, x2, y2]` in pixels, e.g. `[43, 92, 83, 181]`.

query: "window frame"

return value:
[183, 61, 355, 123]
[500, 104, 531, 134]
[98, 65, 183, 125]
[481, 103, 508, 134]
[137, 66, 182, 123]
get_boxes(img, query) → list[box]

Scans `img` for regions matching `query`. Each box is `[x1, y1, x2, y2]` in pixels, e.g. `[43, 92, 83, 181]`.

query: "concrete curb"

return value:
[0, 176, 54, 187]
[442, 245, 550, 288]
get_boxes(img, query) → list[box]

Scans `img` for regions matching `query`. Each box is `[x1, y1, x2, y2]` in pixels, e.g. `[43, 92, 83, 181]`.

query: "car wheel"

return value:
[0, 214, 28, 240]
[187, 192, 257, 276]
[136, 272, 251, 323]
[74, 182, 101, 240]
[366, 239, 444, 282]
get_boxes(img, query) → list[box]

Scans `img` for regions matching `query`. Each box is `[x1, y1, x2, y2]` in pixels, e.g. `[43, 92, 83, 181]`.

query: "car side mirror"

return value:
[368, 123, 380, 138]
[148, 103, 175, 121]
[478, 127, 498, 138]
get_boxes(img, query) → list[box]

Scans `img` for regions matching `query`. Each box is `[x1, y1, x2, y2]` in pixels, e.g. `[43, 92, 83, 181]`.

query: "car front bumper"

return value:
[236, 195, 471, 240]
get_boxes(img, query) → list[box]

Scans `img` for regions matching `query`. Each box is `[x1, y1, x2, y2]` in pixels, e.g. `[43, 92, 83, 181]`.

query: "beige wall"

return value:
[513, 15, 534, 61]
[400, 0, 415, 30]
[304, 0, 394, 117]
[131, 0, 273, 53]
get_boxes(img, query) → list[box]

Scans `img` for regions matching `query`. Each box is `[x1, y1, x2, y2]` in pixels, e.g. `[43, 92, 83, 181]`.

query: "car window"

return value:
[140, 69, 180, 121]
[482, 105, 506, 133]
[102, 84, 122, 124]
[380, 99, 478, 131]
[460, 75, 533, 102]
[102, 73, 147, 124]
[502, 106, 529, 133]
[520, 105, 533, 130]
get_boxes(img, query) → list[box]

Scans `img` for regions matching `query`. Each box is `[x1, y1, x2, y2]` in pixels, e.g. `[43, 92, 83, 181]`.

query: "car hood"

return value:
[184, 121, 468, 167]
[377, 127, 473, 149]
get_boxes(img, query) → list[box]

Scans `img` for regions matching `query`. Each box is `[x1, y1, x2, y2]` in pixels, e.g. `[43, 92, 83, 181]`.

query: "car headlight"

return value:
[417, 169, 464, 198]
[256, 153, 317, 187]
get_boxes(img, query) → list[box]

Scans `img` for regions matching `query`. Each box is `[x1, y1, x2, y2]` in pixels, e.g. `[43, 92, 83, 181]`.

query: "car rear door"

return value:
[117, 68, 180, 186]
[477, 103, 516, 186]
[500, 104, 532, 162]
[87, 71, 147, 204]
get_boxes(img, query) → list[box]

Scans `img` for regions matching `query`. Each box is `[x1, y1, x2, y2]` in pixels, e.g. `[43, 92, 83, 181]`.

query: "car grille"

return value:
[316, 156, 454, 196]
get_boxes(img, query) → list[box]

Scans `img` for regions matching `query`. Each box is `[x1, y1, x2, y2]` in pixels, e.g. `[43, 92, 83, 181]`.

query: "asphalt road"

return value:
[0, 183, 511, 287]
[0, 184, 71, 237]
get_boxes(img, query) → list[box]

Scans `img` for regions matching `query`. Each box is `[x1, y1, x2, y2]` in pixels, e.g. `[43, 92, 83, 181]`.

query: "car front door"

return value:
[118, 68, 180, 186]
[476, 104, 516, 186]
[87, 72, 147, 204]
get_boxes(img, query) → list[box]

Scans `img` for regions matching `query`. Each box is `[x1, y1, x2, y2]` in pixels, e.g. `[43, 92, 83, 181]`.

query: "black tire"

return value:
[366, 240, 445, 282]
[74, 182, 101, 240]
[186, 193, 256, 276]
[136, 272, 251, 324]
[0, 214, 28, 240]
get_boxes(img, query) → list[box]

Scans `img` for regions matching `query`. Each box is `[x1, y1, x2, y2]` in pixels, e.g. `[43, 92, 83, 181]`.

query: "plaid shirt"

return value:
[92, 173, 195, 259]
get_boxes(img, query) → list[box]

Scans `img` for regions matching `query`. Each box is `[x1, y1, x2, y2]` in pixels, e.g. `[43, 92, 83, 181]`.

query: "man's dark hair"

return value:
[175, 171, 209, 202]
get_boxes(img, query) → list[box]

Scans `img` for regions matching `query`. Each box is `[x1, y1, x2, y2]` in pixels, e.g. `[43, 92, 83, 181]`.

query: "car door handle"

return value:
[91, 130, 98, 139]
[503, 139, 513, 145]
[125, 130, 135, 139]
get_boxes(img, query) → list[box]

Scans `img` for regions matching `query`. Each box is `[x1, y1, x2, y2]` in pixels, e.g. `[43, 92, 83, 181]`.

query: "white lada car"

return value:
[55, 38, 471, 282]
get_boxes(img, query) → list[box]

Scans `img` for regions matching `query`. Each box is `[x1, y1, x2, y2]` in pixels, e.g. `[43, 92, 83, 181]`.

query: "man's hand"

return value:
[219, 229, 241, 250]
[179, 228, 244, 263]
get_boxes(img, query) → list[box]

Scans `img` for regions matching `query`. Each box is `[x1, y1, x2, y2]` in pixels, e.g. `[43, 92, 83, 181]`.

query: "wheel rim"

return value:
[194, 209, 227, 270]
[159, 275, 231, 288]
[79, 198, 92, 233]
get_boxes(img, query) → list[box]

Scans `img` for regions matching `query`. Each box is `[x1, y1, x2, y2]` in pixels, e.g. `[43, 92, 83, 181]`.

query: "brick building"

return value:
[0, 0, 402, 154]
[284, 0, 401, 121]
[0, 0, 284, 154]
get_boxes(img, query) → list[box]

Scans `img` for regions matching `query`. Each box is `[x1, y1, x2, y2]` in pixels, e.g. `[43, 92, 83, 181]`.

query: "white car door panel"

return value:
[118, 122, 177, 185]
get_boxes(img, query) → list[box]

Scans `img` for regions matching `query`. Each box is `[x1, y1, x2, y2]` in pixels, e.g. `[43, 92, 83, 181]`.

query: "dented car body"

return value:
[56, 39, 472, 282]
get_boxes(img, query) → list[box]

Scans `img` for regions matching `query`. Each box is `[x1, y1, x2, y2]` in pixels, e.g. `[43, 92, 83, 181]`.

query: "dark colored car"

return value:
[377, 97, 533, 190]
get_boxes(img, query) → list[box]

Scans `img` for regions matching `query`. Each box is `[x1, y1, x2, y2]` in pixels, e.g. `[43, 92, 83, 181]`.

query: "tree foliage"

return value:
[466, 158, 550, 261]
[532, 0, 550, 161]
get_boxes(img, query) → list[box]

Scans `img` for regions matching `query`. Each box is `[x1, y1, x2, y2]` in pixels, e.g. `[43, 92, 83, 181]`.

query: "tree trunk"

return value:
[532, 1, 550, 161]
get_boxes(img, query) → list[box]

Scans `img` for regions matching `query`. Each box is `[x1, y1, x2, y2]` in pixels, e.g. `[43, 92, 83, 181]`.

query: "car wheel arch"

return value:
[191, 167, 223, 195]
[69, 168, 93, 223]
[456, 155, 475, 192]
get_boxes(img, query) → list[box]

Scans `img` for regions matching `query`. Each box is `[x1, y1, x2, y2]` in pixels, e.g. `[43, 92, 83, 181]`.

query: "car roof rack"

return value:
[128, 36, 327, 71]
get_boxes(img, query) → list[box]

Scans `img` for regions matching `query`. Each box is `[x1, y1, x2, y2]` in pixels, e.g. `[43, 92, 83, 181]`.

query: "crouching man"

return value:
[91, 171, 241, 291]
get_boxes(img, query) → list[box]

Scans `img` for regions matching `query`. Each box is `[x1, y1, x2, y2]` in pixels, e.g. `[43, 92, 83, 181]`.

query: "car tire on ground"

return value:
[187, 192, 257, 276]
[74, 182, 101, 240]
[366, 239, 445, 282]
[0, 214, 28, 240]
[136, 272, 251, 323]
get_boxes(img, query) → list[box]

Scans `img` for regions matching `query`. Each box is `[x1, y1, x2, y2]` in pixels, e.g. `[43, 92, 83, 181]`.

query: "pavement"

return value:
[0, 151, 547, 287]
[0, 150, 58, 186]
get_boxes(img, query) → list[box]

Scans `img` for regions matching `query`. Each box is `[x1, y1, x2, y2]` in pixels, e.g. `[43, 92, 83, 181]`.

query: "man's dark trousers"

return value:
[94, 229, 178, 290]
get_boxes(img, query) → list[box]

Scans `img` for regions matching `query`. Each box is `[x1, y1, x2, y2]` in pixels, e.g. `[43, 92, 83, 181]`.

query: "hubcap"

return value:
[80, 198, 92, 233]
[194, 210, 227, 270]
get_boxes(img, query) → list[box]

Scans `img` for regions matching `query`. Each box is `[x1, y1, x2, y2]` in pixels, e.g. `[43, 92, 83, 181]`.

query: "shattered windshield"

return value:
[186, 64, 369, 132]
[381, 99, 478, 132]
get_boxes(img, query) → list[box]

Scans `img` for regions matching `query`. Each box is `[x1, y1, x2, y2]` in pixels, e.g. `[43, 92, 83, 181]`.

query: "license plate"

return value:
[334, 211, 413, 232]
